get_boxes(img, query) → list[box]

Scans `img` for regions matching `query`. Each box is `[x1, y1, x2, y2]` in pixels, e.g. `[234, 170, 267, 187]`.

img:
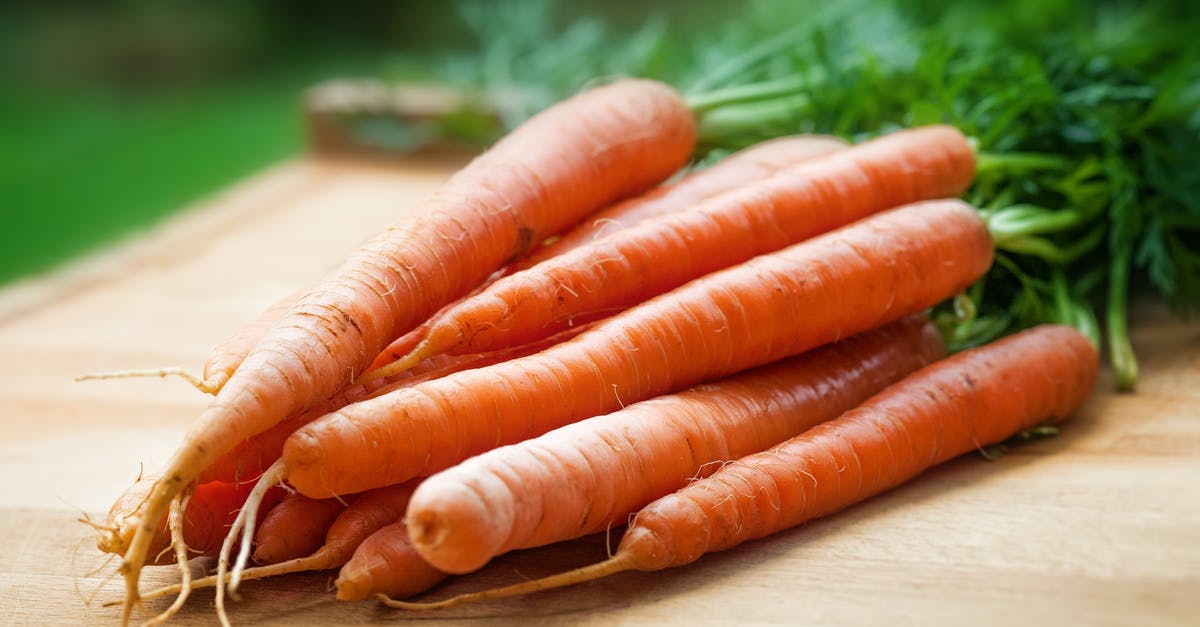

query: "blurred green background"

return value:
[1, 0, 1195, 294]
[0, 0, 729, 286]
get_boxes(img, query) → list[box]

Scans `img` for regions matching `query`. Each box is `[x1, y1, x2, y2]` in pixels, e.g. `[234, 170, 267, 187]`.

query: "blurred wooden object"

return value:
[303, 79, 505, 159]
[0, 157, 1197, 625]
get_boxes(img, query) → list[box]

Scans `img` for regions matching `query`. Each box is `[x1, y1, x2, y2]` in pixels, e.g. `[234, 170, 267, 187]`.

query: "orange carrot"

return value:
[282, 199, 993, 499]
[94, 475, 280, 563]
[199, 289, 305, 394]
[363, 134, 847, 377]
[96, 473, 241, 557]
[198, 374, 396, 484]
[383, 324, 1099, 609]
[199, 321, 600, 485]
[251, 493, 348, 565]
[507, 134, 849, 272]
[119, 81, 694, 616]
[135, 482, 422, 603]
[406, 315, 944, 574]
[363, 125, 974, 380]
[335, 522, 448, 601]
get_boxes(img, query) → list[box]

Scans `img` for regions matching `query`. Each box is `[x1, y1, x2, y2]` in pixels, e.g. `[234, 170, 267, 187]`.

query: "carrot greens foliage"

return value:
[414, 0, 1200, 389]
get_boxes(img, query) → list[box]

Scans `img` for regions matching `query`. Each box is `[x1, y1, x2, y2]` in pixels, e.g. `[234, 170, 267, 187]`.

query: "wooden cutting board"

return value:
[1, 157, 1197, 626]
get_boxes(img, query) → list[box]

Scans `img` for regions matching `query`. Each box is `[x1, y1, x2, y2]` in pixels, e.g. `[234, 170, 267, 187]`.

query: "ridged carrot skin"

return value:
[119, 79, 695, 613]
[406, 315, 945, 574]
[335, 522, 448, 601]
[393, 125, 974, 367]
[251, 493, 348, 565]
[382, 325, 1098, 610]
[363, 134, 847, 379]
[620, 324, 1098, 571]
[283, 199, 993, 498]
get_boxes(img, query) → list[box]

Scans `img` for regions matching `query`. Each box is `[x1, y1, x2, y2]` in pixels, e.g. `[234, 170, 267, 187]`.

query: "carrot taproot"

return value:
[119, 80, 694, 618]
[134, 482, 422, 603]
[383, 324, 1099, 609]
[362, 124, 974, 381]
[363, 134, 847, 378]
[405, 315, 944, 574]
[282, 198, 993, 499]
[335, 522, 448, 601]
[251, 493, 348, 565]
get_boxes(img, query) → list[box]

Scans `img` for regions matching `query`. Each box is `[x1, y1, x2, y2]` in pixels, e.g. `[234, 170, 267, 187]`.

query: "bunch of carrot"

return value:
[88, 79, 1099, 624]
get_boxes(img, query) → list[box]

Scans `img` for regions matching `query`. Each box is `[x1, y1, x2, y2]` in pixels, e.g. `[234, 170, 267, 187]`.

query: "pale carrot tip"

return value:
[356, 342, 431, 384]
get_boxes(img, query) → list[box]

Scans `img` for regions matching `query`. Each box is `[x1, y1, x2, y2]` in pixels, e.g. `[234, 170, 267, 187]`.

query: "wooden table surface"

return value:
[1, 157, 1198, 626]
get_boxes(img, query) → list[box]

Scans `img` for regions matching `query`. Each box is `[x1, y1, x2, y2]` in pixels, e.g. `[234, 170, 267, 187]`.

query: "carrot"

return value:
[383, 324, 1099, 609]
[363, 125, 974, 380]
[406, 315, 944, 574]
[282, 198, 993, 499]
[134, 482, 421, 602]
[93, 474, 280, 563]
[198, 289, 306, 394]
[198, 373, 396, 484]
[335, 522, 448, 601]
[508, 134, 849, 272]
[199, 321, 601, 485]
[251, 493, 348, 565]
[363, 134, 847, 378]
[119, 80, 694, 618]
[74, 288, 302, 395]
[371, 319, 601, 392]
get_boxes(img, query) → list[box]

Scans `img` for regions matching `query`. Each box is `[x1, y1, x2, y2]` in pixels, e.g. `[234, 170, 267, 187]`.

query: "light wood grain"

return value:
[1, 158, 1197, 626]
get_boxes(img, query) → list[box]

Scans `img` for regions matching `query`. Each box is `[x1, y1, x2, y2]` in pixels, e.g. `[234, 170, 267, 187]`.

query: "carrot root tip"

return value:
[74, 367, 216, 395]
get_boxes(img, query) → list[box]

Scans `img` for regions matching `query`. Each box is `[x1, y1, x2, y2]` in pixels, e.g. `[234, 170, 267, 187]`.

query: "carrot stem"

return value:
[686, 77, 808, 113]
[974, 151, 1072, 175]
[1107, 249, 1138, 391]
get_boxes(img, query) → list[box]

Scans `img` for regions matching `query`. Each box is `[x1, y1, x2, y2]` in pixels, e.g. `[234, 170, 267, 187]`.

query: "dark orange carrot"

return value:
[363, 134, 847, 378]
[406, 315, 944, 574]
[135, 482, 422, 603]
[282, 199, 993, 499]
[335, 522, 449, 601]
[120, 81, 694, 615]
[94, 475, 281, 563]
[364, 125, 974, 380]
[251, 493, 348, 565]
[383, 324, 1099, 609]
